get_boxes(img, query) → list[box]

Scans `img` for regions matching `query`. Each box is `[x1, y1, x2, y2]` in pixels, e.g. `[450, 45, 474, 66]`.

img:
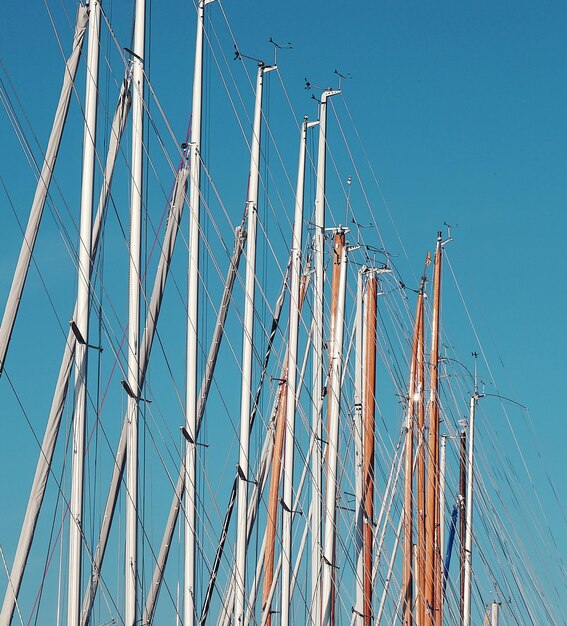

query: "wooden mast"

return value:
[402, 277, 425, 626]
[425, 233, 443, 626]
[363, 272, 378, 626]
[262, 381, 288, 626]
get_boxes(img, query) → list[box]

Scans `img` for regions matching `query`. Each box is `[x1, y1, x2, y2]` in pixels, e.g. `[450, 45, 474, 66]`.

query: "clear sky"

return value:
[0, 1, 565, 624]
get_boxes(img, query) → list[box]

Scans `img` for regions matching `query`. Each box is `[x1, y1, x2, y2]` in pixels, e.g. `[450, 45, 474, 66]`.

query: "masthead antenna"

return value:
[443, 221, 458, 244]
[345, 176, 352, 225]
[334, 68, 352, 89]
[472, 351, 479, 396]
[268, 36, 292, 65]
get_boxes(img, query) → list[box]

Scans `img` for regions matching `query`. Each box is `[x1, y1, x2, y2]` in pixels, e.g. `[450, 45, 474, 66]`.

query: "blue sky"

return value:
[0, 1, 566, 624]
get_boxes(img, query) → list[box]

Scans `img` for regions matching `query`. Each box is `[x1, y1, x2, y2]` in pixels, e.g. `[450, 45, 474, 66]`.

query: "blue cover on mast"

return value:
[443, 504, 459, 595]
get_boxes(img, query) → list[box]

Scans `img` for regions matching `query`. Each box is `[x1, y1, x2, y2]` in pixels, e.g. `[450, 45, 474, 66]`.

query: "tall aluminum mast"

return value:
[323, 229, 345, 626]
[362, 272, 378, 626]
[463, 389, 478, 626]
[125, 0, 146, 623]
[67, 3, 100, 626]
[439, 434, 448, 606]
[184, 2, 213, 625]
[320, 231, 348, 626]
[280, 117, 313, 626]
[353, 269, 365, 626]
[416, 266, 426, 626]
[402, 279, 424, 626]
[459, 429, 467, 624]
[234, 61, 275, 626]
[489, 602, 499, 626]
[310, 88, 339, 626]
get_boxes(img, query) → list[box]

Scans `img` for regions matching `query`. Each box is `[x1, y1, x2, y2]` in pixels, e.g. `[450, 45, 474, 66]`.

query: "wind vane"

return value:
[233, 44, 264, 65]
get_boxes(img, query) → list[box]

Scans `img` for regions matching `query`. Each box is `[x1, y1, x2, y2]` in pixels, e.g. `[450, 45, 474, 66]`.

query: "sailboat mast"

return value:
[311, 89, 339, 626]
[67, 3, 100, 626]
[125, 0, 146, 623]
[416, 284, 426, 626]
[321, 231, 347, 626]
[402, 280, 424, 626]
[363, 272, 377, 626]
[425, 233, 443, 626]
[463, 391, 478, 626]
[459, 429, 466, 625]
[262, 376, 288, 626]
[235, 61, 274, 626]
[262, 283, 309, 626]
[280, 117, 311, 626]
[439, 434, 447, 599]
[184, 2, 209, 624]
[324, 230, 345, 626]
[490, 602, 499, 626]
[354, 269, 365, 625]
[83, 159, 187, 626]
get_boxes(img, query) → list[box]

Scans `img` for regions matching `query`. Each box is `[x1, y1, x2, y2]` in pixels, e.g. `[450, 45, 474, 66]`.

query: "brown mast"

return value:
[363, 272, 378, 626]
[425, 233, 443, 626]
[262, 382, 288, 626]
[402, 277, 425, 626]
[262, 276, 309, 625]
[416, 276, 426, 626]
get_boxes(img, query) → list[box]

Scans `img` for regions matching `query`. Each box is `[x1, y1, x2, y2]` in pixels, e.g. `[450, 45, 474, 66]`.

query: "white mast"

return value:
[439, 433, 448, 592]
[310, 88, 339, 626]
[353, 269, 364, 625]
[234, 61, 275, 626]
[362, 271, 378, 626]
[125, 0, 145, 623]
[463, 390, 478, 626]
[490, 602, 499, 626]
[67, 3, 100, 626]
[320, 233, 348, 626]
[184, 2, 211, 624]
[280, 116, 312, 626]
[402, 279, 423, 626]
